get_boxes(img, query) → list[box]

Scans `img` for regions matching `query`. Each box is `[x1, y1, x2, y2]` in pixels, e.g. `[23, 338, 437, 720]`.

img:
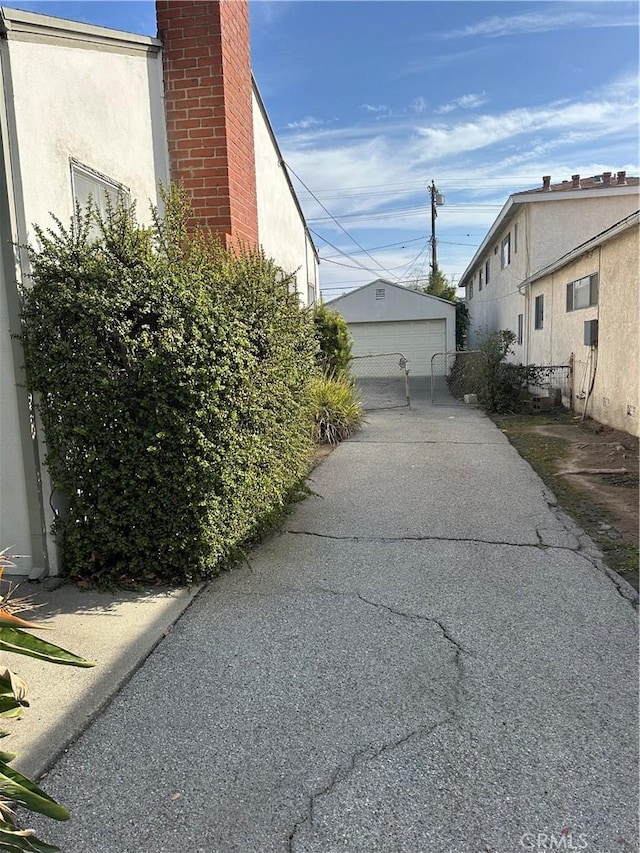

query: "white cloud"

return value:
[361, 103, 390, 114]
[442, 10, 639, 39]
[434, 92, 488, 115]
[278, 77, 639, 292]
[285, 116, 326, 130]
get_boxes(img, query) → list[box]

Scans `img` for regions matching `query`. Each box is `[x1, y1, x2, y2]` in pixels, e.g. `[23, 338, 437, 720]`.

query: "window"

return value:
[501, 233, 511, 269]
[478, 267, 484, 290]
[534, 294, 544, 330]
[71, 160, 129, 218]
[566, 273, 598, 312]
[468, 281, 473, 299]
[485, 258, 490, 285]
[513, 222, 518, 254]
[375, 287, 386, 300]
[517, 313, 523, 345]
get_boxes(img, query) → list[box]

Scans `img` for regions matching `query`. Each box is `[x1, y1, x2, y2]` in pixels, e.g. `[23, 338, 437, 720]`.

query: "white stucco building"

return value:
[0, 3, 318, 577]
[460, 173, 639, 363]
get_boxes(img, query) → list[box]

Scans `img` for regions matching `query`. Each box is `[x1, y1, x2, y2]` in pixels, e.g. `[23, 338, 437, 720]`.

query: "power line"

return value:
[283, 161, 401, 281]
[321, 234, 425, 259]
[310, 229, 392, 278]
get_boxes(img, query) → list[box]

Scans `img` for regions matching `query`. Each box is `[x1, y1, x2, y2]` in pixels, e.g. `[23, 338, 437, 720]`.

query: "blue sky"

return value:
[9, 1, 639, 297]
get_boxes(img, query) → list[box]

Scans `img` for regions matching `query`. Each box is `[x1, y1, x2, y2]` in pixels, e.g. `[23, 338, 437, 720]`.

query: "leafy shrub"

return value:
[312, 302, 352, 375]
[20, 188, 318, 585]
[0, 550, 94, 851]
[310, 372, 363, 445]
[455, 301, 470, 350]
[478, 329, 562, 413]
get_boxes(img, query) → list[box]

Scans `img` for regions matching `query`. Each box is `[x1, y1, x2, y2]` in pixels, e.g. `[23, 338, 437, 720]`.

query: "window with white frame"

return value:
[534, 294, 544, 329]
[501, 233, 511, 269]
[566, 273, 598, 312]
[517, 313, 523, 345]
[71, 160, 129, 218]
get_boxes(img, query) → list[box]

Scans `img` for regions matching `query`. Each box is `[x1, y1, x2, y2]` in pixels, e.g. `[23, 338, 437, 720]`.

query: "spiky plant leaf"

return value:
[0, 629, 95, 667]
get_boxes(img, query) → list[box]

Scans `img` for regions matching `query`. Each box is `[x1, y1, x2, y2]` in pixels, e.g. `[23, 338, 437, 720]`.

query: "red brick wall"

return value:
[156, 0, 258, 246]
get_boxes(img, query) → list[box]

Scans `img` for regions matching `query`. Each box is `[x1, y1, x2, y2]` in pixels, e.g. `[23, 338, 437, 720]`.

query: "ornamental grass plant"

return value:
[310, 371, 364, 445]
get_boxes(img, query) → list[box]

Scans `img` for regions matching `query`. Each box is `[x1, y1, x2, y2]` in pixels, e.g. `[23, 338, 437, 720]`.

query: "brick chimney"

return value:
[617, 170, 627, 185]
[571, 174, 580, 189]
[156, 0, 258, 246]
[542, 175, 551, 191]
[602, 171, 612, 186]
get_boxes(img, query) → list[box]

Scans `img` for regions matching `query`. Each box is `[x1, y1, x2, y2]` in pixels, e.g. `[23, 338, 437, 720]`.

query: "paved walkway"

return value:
[26, 395, 638, 852]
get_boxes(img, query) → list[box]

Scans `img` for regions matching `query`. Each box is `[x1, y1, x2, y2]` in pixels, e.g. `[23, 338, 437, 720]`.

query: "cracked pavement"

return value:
[32, 396, 638, 853]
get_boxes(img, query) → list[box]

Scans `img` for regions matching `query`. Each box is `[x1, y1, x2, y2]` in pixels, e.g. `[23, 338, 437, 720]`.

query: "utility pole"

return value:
[429, 179, 444, 274]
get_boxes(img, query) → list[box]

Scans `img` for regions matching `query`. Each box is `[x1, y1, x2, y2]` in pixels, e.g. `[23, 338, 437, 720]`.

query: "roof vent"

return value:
[375, 287, 386, 301]
[602, 172, 612, 186]
[617, 170, 627, 185]
[542, 175, 551, 191]
[571, 174, 580, 189]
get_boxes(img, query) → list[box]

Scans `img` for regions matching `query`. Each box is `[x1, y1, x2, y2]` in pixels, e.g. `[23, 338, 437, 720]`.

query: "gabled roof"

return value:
[519, 209, 639, 289]
[460, 172, 639, 287]
[326, 278, 455, 307]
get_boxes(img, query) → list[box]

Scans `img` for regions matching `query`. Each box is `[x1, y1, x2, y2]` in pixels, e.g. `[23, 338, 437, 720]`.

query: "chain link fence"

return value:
[430, 351, 486, 405]
[525, 364, 572, 411]
[430, 352, 571, 410]
[351, 352, 410, 410]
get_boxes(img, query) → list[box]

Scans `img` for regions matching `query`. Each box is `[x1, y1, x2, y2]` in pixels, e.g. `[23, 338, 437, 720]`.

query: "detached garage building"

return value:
[326, 279, 456, 377]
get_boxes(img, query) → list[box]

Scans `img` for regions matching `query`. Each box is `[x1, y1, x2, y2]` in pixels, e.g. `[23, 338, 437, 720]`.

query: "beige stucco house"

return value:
[0, 2, 318, 577]
[461, 173, 639, 364]
[522, 211, 639, 436]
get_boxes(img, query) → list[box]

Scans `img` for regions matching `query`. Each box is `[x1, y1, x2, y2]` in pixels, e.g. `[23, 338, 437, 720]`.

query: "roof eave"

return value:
[0, 6, 161, 52]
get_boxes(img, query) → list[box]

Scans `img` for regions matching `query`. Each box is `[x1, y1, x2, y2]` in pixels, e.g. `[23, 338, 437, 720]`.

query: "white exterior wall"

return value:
[528, 226, 639, 436]
[252, 88, 319, 307]
[465, 189, 640, 361]
[0, 13, 169, 575]
[5, 36, 167, 242]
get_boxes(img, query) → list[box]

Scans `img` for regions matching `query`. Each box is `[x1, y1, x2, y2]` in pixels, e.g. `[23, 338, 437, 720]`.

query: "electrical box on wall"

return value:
[584, 319, 598, 347]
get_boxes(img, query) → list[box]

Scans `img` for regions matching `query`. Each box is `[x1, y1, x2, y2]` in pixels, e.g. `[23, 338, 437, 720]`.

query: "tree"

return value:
[409, 264, 458, 302]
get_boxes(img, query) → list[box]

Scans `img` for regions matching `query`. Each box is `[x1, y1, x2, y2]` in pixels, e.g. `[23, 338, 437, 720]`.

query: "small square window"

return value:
[566, 274, 598, 312]
[71, 159, 129, 220]
[375, 288, 386, 300]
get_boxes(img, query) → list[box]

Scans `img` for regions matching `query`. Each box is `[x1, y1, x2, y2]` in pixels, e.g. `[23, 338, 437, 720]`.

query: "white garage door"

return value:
[348, 319, 446, 377]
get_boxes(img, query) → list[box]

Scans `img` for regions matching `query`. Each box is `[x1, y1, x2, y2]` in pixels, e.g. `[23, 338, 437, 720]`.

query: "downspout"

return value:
[0, 34, 51, 577]
[581, 245, 602, 421]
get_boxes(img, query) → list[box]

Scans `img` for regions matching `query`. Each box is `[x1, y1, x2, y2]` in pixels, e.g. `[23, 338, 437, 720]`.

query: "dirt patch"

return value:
[534, 422, 638, 539]
[493, 412, 639, 591]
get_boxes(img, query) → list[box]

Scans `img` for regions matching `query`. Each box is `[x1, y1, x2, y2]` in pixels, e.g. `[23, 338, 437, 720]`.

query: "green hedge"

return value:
[20, 189, 318, 585]
[312, 302, 352, 375]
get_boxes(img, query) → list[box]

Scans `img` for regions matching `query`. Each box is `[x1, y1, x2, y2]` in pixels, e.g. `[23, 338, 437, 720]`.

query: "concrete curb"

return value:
[3, 580, 203, 781]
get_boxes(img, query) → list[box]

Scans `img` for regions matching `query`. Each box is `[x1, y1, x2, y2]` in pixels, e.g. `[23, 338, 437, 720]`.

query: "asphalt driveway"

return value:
[31, 394, 638, 853]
